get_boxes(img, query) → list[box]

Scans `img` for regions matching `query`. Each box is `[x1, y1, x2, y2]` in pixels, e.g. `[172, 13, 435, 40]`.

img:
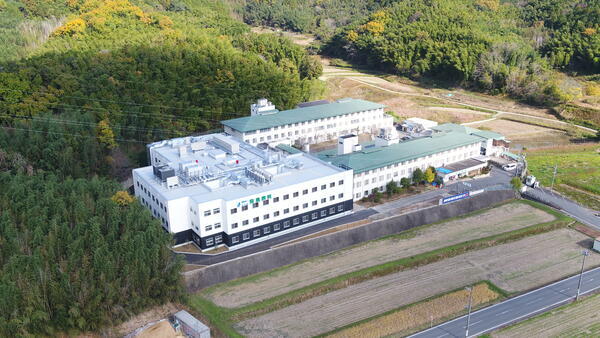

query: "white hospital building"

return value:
[132, 134, 353, 249]
[132, 98, 509, 250]
[221, 98, 394, 148]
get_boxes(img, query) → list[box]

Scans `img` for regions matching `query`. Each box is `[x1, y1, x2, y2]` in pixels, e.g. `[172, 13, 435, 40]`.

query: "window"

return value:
[293, 206, 299, 211]
[284, 208, 290, 214]
[274, 223, 281, 231]
[263, 226, 271, 234]
[321, 184, 326, 190]
[213, 208, 220, 214]
[253, 202, 259, 208]
[263, 214, 270, 220]
[312, 212, 318, 220]
[312, 200, 317, 206]
[253, 217, 259, 223]
[274, 211, 280, 217]
[215, 235, 223, 244]
[274, 197, 280, 203]
[321, 198, 326, 203]
[204, 210, 211, 216]
[338, 193, 344, 199]
[263, 199, 269, 206]
[293, 192, 299, 197]
[232, 236, 239, 244]
[242, 205, 248, 211]
[293, 218, 300, 225]
[253, 229, 260, 237]
[283, 220, 291, 228]
[242, 220, 249, 226]
[338, 205, 344, 211]
[232, 223, 238, 229]
[214, 222, 221, 229]
[243, 233, 250, 240]
[205, 225, 212, 231]
[312, 187, 317, 192]
[321, 210, 327, 217]
[302, 215, 309, 222]
[303, 189, 308, 195]
[231, 208, 237, 214]
[206, 238, 214, 246]
[330, 207, 336, 214]
[330, 195, 335, 201]
[303, 203, 308, 209]
[283, 194, 289, 200]
[330, 182, 335, 188]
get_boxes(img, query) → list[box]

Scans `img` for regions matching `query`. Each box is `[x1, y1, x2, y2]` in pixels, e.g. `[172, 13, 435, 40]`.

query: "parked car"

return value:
[502, 163, 517, 171]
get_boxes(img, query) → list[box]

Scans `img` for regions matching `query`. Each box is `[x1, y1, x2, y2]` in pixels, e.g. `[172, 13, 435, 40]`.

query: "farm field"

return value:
[327, 282, 501, 338]
[493, 293, 600, 338]
[527, 145, 600, 196]
[235, 228, 599, 337]
[470, 119, 575, 149]
[203, 202, 555, 308]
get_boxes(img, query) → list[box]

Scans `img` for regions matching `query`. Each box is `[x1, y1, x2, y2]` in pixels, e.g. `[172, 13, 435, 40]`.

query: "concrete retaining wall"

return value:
[184, 190, 515, 292]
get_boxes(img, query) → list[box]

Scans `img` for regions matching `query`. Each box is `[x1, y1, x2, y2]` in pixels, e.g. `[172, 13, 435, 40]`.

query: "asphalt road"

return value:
[523, 187, 600, 230]
[181, 208, 377, 265]
[409, 265, 600, 338]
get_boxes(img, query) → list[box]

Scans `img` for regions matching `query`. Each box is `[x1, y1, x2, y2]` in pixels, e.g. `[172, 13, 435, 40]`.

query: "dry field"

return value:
[328, 283, 500, 338]
[204, 202, 554, 308]
[493, 293, 600, 338]
[236, 228, 599, 337]
[470, 119, 574, 149]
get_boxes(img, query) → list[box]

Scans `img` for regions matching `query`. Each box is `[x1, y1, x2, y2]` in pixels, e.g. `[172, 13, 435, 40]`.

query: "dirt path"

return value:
[493, 294, 600, 338]
[237, 229, 599, 337]
[205, 203, 554, 308]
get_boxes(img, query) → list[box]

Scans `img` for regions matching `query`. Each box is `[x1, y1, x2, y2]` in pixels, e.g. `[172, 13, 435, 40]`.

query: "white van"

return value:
[502, 163, 517, 171]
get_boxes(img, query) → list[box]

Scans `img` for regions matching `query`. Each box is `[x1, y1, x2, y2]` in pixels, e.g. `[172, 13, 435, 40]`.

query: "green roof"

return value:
[276, 144, 302, 154]
[431, 123, 504, 140]
[316, 131, 483, 174]
[221, 99, 385, 133]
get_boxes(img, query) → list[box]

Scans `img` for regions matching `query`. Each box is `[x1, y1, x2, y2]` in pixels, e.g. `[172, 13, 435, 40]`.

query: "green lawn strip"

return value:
[494, 293, 600, 336]
[316, 280, 508, 338]
[229, 217, 570, 321]
[187, 295, 242, 338]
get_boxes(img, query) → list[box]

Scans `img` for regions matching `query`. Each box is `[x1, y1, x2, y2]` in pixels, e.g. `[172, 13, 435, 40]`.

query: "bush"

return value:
[511, 177, 523, 191]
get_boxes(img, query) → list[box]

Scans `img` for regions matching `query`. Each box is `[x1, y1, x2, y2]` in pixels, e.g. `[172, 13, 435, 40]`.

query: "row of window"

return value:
[245, 110, 382, 134]
[229, 183, 344, 215]
[205, 204, 346, 246]
[229, 193, 345, 230]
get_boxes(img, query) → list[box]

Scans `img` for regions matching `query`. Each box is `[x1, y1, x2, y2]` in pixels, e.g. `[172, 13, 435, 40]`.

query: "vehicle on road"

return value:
[502, 163, 517, 171]
[525, 175, 540, 188]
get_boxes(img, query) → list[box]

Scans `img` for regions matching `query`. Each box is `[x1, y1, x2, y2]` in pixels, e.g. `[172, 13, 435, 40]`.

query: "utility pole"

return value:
[576, 250, 590, 301]
[550, 163, 558, 192]
[465, 286, 473, 337]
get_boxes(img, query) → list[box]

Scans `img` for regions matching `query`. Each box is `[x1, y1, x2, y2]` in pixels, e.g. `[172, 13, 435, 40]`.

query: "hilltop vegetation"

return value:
[0, 0, 324, 335]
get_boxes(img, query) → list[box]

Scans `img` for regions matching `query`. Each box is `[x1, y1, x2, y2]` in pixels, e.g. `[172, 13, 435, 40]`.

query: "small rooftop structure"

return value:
[402, 117, 438, 131]
[250, 98, 278, 116]
[173, 310, 210, 338]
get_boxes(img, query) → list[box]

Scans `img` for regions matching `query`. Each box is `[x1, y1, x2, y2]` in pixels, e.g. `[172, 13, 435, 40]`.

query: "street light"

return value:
[465, 286, 473, 337]
[576, 250, 590, 301]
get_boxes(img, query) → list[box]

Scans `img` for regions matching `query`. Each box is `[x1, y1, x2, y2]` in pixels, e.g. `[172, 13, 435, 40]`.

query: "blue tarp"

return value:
[436, 167, 453, 174]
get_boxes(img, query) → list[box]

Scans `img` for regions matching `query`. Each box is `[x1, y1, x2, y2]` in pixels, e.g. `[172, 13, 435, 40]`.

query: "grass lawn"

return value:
[527, 145, 600, 196]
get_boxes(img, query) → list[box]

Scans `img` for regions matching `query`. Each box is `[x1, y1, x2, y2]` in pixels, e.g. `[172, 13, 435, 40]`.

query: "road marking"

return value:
[436, 334, 449, 338]
[471, 320, 482, 325]
[525, 298, 542, 305]
[407, 266, 600, 338]
[500, 310, 510, 315]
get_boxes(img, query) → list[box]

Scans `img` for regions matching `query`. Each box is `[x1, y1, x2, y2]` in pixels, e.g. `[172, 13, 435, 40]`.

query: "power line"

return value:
[0, 126, 148, 144]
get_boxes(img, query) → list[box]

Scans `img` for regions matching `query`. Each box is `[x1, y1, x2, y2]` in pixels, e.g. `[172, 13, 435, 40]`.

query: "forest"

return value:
[0, 0, 323, 335]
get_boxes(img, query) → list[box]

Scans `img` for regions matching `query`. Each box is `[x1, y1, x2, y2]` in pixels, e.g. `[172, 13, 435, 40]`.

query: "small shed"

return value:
[173, 310, 210, 338]
[593, 237, 600, 253]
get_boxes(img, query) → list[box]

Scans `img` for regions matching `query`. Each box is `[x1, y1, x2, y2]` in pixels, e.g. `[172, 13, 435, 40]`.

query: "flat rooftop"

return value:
[316, 130, 483, 174]
[135, 134, 346, 203]
[431, 123, 504, 140]
[221, 98, 385, 133]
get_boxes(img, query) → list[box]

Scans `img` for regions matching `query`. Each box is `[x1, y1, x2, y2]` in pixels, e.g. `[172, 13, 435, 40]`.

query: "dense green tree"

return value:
[0, 173, 184, 336]
[412, 168, 424, 184]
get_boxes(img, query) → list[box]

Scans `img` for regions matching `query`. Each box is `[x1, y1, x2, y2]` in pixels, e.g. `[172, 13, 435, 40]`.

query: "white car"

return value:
[502, 163, 517, 171]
